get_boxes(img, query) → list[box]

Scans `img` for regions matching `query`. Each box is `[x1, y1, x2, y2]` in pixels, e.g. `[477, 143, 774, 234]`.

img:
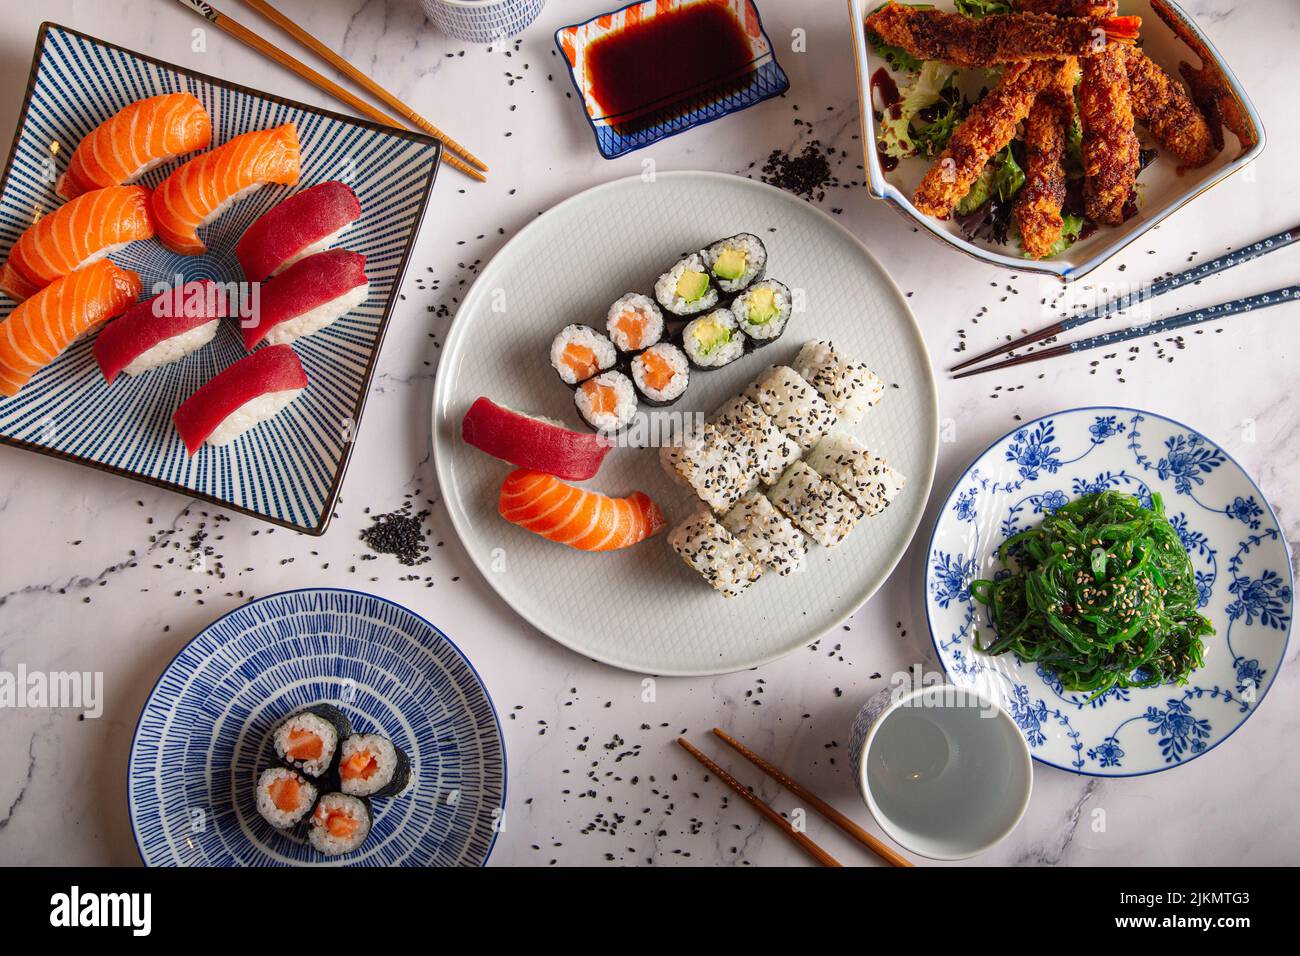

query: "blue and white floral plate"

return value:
[0, 24, 441, 534]
[926, 407, 1291, 776]
[128, 589, 506, 866]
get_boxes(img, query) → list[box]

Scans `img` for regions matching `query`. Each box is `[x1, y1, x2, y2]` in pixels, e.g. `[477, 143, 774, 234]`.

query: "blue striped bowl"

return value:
[0, 24, 441, 533]
[128, 588, 506, 867]
[420, 0, 547, 43]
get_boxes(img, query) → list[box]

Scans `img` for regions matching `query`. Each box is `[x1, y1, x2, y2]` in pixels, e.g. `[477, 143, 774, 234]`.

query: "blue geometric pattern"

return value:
[0, 25, 441, 533]
[128, 588, 505, 866]
[420, 0, 547, 43]
[925, 406, 1292, 776]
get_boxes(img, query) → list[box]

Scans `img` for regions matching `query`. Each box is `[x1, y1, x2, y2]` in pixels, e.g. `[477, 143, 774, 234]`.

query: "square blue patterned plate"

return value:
[0, 23, 441, 534]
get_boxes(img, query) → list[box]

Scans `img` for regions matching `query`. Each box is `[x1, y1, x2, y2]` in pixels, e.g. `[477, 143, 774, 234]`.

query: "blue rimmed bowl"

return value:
[128, 588, 506, 867]
[925, 407, 1291, 776]
[848, 0, 1265, 281]
[0, 23, 441, 533]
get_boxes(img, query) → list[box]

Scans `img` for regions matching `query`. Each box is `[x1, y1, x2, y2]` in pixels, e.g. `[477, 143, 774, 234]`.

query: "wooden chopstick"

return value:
[236, 0, 487, 173]
[949, 223, 1300, 374]
[676, 737, 842, 867]
[170, 0, 485, 182]
[952, 282, 1300, 379]
[712, 728, 913, 867]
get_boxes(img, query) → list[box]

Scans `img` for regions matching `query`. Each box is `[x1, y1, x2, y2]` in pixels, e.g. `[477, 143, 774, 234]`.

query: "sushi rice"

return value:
[550, 324, 618, 386]
[629, 342, 690, 406]
[669, 509, 763, 598]
[575, 370, 638, 432]
[731, 279, 792, 345]
[339, 733, 412, 798]
[702, 233, 767, 294]
[659, 422, 752, 513]
[722, 491, 807, 576]
[768, 461, 865, 548]
[654, 253, 719, 317]
[606, 292, 665, 353]
[744, 365, 838, 451]
[793, 340, 885, 424]
[272, 704, 350, 778]
[806, 433, 907, 517]
[263, 281, 368, 347]
[681, 307, 745, 370]
[710, 396, 799, 487]
[308, 792, 372, 856]
[256, 766, 318, 829]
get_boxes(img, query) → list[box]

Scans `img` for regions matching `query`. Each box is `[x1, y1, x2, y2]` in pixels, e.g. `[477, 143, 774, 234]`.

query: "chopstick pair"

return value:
[677, 728, 913, 867]
[170, 0, 487, 181]
[951, 224, 1300, 378]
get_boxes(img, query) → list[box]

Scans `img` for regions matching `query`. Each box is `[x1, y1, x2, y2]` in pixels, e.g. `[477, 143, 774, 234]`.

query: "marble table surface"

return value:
[0, 0, 1295, 867]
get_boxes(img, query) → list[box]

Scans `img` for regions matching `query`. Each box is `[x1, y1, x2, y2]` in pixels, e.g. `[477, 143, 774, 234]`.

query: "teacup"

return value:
[848, 682, 1032, 860]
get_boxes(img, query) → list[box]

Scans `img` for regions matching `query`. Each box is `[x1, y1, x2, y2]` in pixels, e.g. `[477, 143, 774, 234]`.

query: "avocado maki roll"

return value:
[630, 342, 690, 406]
[272, 703, 352, 780]
[681, 308, 745, 370]
[702, 233, 767, 294]
[654, 253, 719, 317]
[732, 279, 792, 346]
[339, 733, 412, 798]
[308, 792, 372, 856]
[550, 324, 618, 386]
[606, 293, 665, 354]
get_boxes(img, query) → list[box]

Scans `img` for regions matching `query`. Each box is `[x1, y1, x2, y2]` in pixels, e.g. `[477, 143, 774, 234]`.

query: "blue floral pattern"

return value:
[928, 407, 1292, 777]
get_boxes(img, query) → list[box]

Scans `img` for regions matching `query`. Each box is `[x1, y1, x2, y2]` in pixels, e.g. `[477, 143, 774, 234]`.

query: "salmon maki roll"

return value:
[235, 181, 362, 283]
[57, 92, 212, 200]
[498, 469, 666, 551]
[0, 260, 140, 397]
[0, 186, 154, 301]
[172, 344, 308, 454]
[256, 767, 318, 830]
[151, 123, 300, 255]
[239, 249, 368, 350]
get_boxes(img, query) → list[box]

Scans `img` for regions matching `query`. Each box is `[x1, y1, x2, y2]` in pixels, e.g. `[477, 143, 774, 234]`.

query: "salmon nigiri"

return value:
[151, 123, 300, 255]
[57, 92, 212, 200]
[0, 186, 154, 300]
[0, 260, 141, 397]
[498, 469, 666, 551]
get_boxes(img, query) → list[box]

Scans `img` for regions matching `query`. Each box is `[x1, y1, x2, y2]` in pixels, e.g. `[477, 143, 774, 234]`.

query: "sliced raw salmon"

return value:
[151, 123, 300, 255]
[57, 92, 212, 200]
[0, 186, 154, 300]
[0, 260, 141, 397]
[498, 469, 665, 551]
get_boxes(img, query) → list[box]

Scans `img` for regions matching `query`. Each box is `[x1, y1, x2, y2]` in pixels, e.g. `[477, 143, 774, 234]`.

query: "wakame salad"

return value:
[970, 491, 1214, 699]
[868, 0, 1151, 258]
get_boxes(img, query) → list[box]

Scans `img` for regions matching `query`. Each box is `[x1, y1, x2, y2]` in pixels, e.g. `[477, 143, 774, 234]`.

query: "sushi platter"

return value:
[433, 171, 939, 675]
[0, 24, 441, 534]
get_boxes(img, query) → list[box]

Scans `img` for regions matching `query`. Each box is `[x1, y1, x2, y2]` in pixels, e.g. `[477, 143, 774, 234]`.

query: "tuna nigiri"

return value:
[57, 92, 212, 200]
[0, 260, 141, 397]
[151, 123, 300, 255]
[240, 249, 368, 350]
[498, 469, 665, 552]
[461, 396, 614, 480]
[0, 186, 154, 301]
[235, 181, 362, 282]
[172, 344, 307, 454]
[93, 279, 229, 383]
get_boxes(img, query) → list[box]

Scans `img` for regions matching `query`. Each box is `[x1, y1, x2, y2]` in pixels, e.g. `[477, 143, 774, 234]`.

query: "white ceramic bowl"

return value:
[420, 0, 547, 43]
[848, 683, 1032, 860]
[847, 0, 1265, 281]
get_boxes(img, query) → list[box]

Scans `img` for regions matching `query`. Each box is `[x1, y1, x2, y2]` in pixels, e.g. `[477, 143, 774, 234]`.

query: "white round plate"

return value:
[926, 407, 1293, 776]
[433, 172, 938, 675]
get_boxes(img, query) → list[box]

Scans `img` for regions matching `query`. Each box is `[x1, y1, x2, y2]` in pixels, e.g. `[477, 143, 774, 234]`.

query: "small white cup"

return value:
[419, 0, 547, 44]
[848, 682, 1032, 860]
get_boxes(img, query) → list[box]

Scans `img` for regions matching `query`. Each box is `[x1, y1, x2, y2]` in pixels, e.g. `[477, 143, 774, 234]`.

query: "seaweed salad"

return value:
[970, 491, 1214, 698]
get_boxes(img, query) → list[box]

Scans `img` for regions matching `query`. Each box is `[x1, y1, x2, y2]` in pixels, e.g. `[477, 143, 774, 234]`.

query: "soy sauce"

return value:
[586, 1, 757, 134]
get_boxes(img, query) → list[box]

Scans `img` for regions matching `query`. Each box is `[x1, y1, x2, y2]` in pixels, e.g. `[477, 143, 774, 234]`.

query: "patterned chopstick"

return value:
[951, 224, 1300, 373]
[952, 283, 1300, 378]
